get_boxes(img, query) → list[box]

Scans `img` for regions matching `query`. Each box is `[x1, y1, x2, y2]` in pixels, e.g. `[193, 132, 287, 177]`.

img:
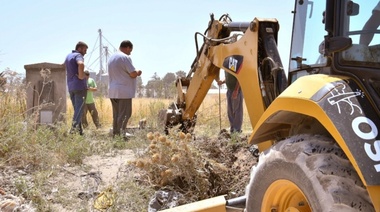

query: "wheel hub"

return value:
[262, 179, 311, 212]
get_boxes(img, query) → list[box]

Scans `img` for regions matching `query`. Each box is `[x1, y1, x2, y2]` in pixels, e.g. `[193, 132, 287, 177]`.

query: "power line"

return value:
[84, 29, 117, 74]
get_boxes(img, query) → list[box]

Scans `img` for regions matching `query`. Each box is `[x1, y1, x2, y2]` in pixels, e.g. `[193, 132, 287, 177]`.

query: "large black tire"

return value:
[245, 134, 375, 212]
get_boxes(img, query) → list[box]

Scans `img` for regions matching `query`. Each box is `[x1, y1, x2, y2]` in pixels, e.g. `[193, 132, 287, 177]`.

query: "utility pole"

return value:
[104, 46, 109, 74]
[98, 29, 104, 81]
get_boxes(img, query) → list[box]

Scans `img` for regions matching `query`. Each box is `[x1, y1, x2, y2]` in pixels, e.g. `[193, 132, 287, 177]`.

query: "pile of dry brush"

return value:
[129, 131, 257, 210]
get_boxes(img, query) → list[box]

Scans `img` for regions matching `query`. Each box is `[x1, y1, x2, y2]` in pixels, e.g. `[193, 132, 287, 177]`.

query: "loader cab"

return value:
[288, 0, 329, 76]
[288, 0, 380, 114]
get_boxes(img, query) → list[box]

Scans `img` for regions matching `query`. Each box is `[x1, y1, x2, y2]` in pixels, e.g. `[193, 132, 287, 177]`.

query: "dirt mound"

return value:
[193, 135, 257, 199]
[133, 132, 258, 211]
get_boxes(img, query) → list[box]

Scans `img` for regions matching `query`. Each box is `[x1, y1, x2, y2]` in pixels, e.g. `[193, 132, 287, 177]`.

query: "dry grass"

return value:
[132, 132, 213, 197]
[73, 93, 251, 135]
[1, 74, 253, 211]
[128, 129, 255, 211]
[68, 97, 172, 129]
[185, 93, 252, 135]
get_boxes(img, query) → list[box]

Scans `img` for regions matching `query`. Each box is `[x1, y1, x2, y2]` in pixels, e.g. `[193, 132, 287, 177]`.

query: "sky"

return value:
[0, 0, 294, 85]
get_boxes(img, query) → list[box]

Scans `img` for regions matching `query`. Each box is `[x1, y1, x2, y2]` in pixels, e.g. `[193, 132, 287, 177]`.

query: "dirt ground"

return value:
[0, 149, 135, 211]
[0, 133, 257, 212]
[50, 149, 136, 211]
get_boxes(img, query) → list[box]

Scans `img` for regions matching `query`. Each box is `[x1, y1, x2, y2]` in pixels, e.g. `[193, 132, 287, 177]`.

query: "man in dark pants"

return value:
[217, 71, 243, 133]
[108, 40, 142, 137]
[65, 41, 88, 135]
[82, 70, 101, 129]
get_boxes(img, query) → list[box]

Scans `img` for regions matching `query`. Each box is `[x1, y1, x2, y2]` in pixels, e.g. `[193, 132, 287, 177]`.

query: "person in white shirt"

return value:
[108, 40, 142, 138]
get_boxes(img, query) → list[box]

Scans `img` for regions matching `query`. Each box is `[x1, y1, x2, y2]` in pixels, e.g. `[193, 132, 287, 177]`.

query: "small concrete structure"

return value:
[24, 62, 66, 125]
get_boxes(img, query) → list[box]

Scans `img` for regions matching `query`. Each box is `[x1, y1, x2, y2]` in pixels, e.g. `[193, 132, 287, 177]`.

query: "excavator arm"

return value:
[161, 14, 287, 134]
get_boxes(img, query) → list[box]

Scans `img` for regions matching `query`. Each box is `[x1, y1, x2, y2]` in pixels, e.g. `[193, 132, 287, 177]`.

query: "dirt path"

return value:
[0, 149, 136, 212]
[82, 149, 135, 185]
[49, 149, 136, 211]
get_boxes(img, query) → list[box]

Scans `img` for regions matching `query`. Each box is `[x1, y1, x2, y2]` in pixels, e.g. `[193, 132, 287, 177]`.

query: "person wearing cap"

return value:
[82, 70, 101, 129]
[65, 41, 88, 135]
[108, 40, 142, 138]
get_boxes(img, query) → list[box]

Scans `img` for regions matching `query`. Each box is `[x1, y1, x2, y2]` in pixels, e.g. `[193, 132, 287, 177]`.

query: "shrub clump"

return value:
[130, 131, 229, 203]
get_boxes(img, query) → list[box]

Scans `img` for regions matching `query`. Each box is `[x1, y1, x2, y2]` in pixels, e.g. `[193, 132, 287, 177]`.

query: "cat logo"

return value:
[223, 55, 243, 74]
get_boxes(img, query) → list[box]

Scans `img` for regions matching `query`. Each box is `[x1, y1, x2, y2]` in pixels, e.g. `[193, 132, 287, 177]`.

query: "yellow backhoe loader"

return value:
[160, 0, 380, 211]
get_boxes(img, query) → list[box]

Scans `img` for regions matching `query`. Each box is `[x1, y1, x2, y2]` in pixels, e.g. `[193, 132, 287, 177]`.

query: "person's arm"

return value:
[216, 76, 225, 86]
[215, 71, 225, 86]
[217, 79, 225, 86]
[88, 86, 97, 91]
[129, 70, 142, 78]
[88, 79, 97, 91]
[123, 56, 141, 78]
[77, 61, 85, 79]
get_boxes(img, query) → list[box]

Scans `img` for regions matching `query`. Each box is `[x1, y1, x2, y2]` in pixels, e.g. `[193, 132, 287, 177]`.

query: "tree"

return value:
[145, 80, 155, 98]
[151, 72, 160, 81]
[136, 76, 144, 97]
[146, 72, 164, 98]
[162, 72, 176, 98]
[176, 70, 186, 78]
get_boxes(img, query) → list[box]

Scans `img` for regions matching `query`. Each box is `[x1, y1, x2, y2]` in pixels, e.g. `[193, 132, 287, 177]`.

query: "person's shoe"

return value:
[122, 132, 133, 141]
[69, 127, 84, 136]
[125, 132, 133, 137]
[219, 129, 231, 139]
[230, 128, 242, 134]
